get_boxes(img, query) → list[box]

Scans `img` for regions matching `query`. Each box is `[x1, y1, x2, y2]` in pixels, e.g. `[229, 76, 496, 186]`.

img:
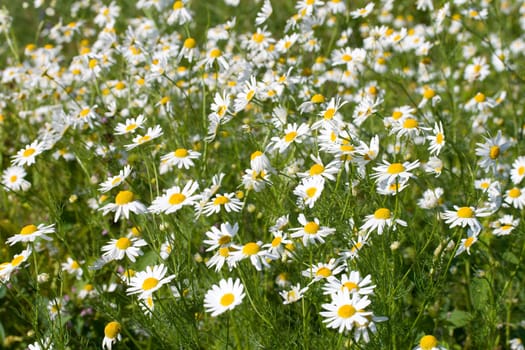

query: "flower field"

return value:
[1, 0, 525, 349]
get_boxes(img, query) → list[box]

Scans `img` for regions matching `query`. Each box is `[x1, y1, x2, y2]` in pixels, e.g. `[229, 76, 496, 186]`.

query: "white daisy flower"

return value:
[290, 214, 335, 246]
[125, 125, 163, 150]
[101, 236, 148, 263]
[203, 222, 238, 252]
[160, 148, 201, 170]
[202, 192, 243, 216]
[126, 264, 175, 299]
[360, 207, 407, 235]
[320, 290, 372, 333]
[99, 190, 147, 222]
[371, 159, 420, 186]
[322, 271, 376, 296]
[280, 284, 308, 305]
[99, 165, 132, 193]
[2, 166, 31, 191]
[102, 321, 122, 350]
[11, 140, 46, 167]
[204, 278, 245, 317]
[503, 186, 525, 209]
[267, 122, 310, 153]
[442, 206, 483, 234]
[491, 215, 519, 236]
[7, 223, 55, 245]
[510, 156, 525, 184]
[302, 258, 345, 282]
[230, 241, 274, 271]
[293, 176, 325, 209]
[149, 180, 200, 214]
[113, 114, 146, 135]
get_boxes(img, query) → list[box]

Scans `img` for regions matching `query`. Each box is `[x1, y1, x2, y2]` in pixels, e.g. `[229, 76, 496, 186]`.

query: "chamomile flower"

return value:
[102, 321, 122, 350]
[510, 156, 525, 184]
[242, 168, 272, 192]
[199, 47, 230, 71]
[206, 246, 236, 272]
[320, 289, 372, 333]
[414, 334, 447, 350]
[302, 259, 345, 282]
[268, 122, 310, 153]
[230, 241, 274, 271]
[167, 0, 193, 25]
[125, 125, 163, 150]
[475, 130, 511, 174]
[7, 223, 55, 245]
[149, 180, 200, 214]
[323, 271, 376, 296]
[255, 0, 272, 25]
[203, 222, 238, 252]
[504, 186, 525, 209]
[11, 140, 46, 167]
[263, 230, 293, 260]
[293, 176, 325, 209]
[178, 37, 199, 62]
[160, 148, 201, 170]
[280, 284, 308, 304]
[99, 165, 132, 193]
[101, 236, 148, 263]
[509, 338, 524, 350]
[126, 264, 175, 299]
[290, 214, 336, 246]
[2, 166, 31, 191]
[0, 247, 32, 282]
[417, 187, 444, 209]
[99, 190, 147, 222]
[360, 207, 407, 235]
[443, 206, 482, 233]
[312, 97, 348, 130]
[371, 159, 420, 186]
[202, 192, 243, 216]
[250, 150, 273, 172]
[61, 257, 83, 279]
[491, 215, 519, 236]
[427, 122, 445, 155]
[391, 116, 429, 138]
[204, 278, 245, 317]
[298, 154, 341, 181]
[234, 75, 258, 112]
[114, 114, 146, 135]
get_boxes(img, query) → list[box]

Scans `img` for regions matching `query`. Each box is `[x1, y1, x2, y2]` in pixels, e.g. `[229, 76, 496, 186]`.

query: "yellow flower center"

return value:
[71, 260, 80, 269]
[474, 92, 486, 103]
[23, 148, 36, 157]
[387, 163, 405, 174]
[304, 221, 320, 234]
[104, 322, 121, 339]
[271, 236, 282, 247]
[251, 151, 263, 160]
[403, 118, 418, 129]
[84, 284, 94, 291]
[284, 131, 297, 143]
[115, 191, 134, 205]
[518, 166, 525, 175]
[342, 54, 352, 62]
[115, 81, 126, 90]
[88, 59, 98, 69]
[392, 111, 403, 120]
[457, 207, 474, 218]
[138, 135, 151, 143]
[173, 1, 183, 10]
[242, 242, 260, 255]
[311, 94, 325, 103]
[419, 335, 438, 350]
[489, 146, 500, 159]
[219, 247, 230, 257]
[9, 175, 17, 183]
[210, 48, 222, 58]
[337, 304, 356, 318]
[501, 225, 512, 231]
[252, 32, 265, 44]
[309, 163, 325, 176]
[316, 267, 331, 278]
[142, 277, 159, 291]
[214, 195, 230, 205]
[436, 133, 444, 144]
[324, 108, 335, 120]
[343, 281, 359, 292]
[11, 255, 25, 267]
[125, 124, 137, 132]
[246, 90, 255, 101]
[218, 235, 231, 245]
[174, 148, 188, 158]
[508, 187, 521, 198]
[111, 176, 122, 185]
[20, 224, 38, 235]
[169, 193, 186, 205]
[305, 187, 317, 198]
[184, 38, 196, 49]
[374, 208, 391, 220]
[220, 293, 235, 306]
[423, 88, 435, 99]
[116, 237, 132, 250]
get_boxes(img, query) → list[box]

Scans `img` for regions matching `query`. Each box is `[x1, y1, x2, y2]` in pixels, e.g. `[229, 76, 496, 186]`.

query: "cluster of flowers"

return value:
[1, 0, 525, 348]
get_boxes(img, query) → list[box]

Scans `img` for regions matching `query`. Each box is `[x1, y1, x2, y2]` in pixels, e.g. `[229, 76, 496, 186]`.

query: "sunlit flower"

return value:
[203, 222, 238, 252]
[360, 208, 407, 235]
[2, 166, 31, 191]
[149, 180, 200, 214]
[290, 213, 335, 246]
[302, 258, 345, 282]
[371, 159, 420, 186]
[202, 192, 243, 216]
[475, 130, 511, 174]
[102, 321, 122, 350]
[491, 215, 519, 236]
[114, 114, 146, 135]
[280, 284, 308, 304]
[293, 176, 325, 209]
[204, 278, 245, 317]
[323, 271, 376, 296]
[510, 156, 525, 184]
[11, 140, 46, 167]
[167, 0, 193, 25]
[503, 186, 525, 209]
[99, 190, 147, 222]
[101, 236, 148, 263]
[99, 165, 132, 193]
[442, 206, 483, 234]
[320, 289, 372, 333]
[7, 223, 55, 245]
[160, 148, 201, 170]
[126, 264, 175, 299]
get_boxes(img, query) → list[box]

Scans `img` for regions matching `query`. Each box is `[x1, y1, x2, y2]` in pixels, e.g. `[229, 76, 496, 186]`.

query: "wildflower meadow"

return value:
[1, 0, 525, 349]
